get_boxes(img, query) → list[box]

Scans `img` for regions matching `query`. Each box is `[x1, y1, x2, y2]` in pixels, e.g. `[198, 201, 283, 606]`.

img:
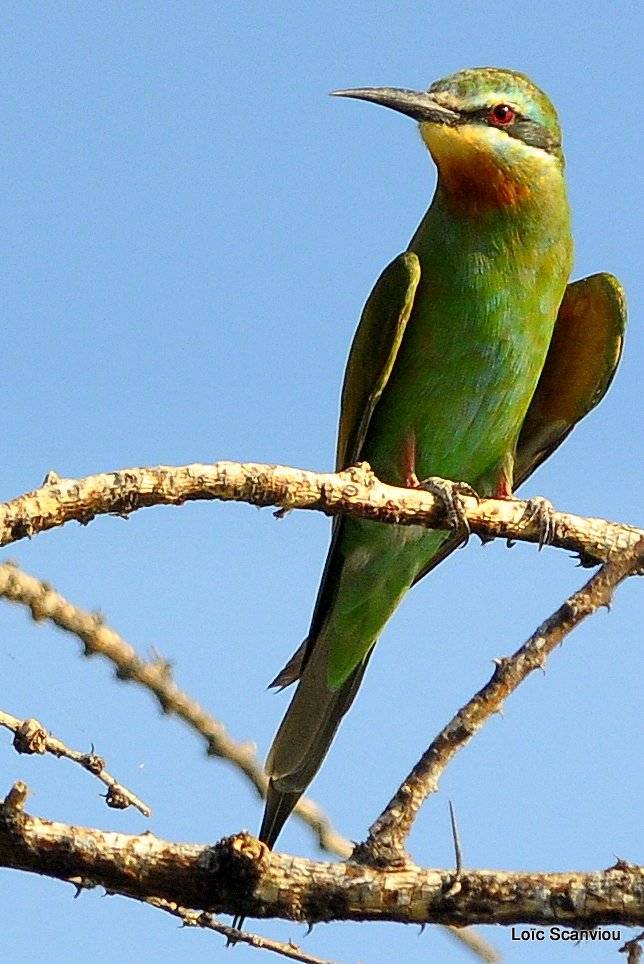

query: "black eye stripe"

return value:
[454, 106, 560, 153]
[463, 106, 524, 123]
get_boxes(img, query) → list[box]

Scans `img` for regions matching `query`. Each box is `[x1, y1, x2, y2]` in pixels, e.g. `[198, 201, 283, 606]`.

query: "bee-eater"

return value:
[260, 67, 626, 848]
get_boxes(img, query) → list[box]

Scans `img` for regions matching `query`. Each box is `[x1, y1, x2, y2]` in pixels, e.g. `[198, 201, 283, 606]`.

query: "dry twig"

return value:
[355, 537, 644, 864]
[147, 897, 347, 964]
[0, 710, 150, 816]
[0, 561, 350, 857]
[0, 561, 493, 960]
[2, 464, 639, 955]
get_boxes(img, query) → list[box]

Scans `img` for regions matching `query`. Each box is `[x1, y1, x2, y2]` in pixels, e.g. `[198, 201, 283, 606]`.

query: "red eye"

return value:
[490, 104, 515, 125]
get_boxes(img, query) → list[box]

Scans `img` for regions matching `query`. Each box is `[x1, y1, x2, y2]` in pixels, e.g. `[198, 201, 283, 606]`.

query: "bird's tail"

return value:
[258, 786, 303, 850]
[259, 643, 371, 848]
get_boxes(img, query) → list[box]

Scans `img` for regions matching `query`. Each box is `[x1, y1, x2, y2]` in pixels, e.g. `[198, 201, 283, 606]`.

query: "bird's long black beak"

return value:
[331, 87, 460, 125]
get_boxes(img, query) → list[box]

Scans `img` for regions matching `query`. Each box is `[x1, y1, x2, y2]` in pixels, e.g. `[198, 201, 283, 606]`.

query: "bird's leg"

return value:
[401, 430, 420, 488]
[492, 462, 514, 500]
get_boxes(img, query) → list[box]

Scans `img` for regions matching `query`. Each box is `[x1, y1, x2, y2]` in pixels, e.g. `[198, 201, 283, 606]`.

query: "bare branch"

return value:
[0, 710, 150, 816]
[0, 787, 641, 928]
[147, 897, 347, 964]
[0, 561, 350, 857]
[2, 466, 639, 953]
[1, 462, 641, 564]
[2, 563, 493, 959]
[354, 538, 644, 865]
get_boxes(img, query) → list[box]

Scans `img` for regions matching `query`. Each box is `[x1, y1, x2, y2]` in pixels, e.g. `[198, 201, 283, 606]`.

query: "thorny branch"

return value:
[0, 561, 350, 858]
[0, 561, 494, 961]
[0, 461, 640, 564]
[0, 710, 150, 816]
[0, 785, 642, 928]
[1, 462, 641, 953]
[146, 898, 345, 964]
[355, 536, 644, 865]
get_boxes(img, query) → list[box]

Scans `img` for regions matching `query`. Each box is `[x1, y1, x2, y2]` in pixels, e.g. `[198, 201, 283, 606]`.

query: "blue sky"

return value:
[1, 4, 642, 963]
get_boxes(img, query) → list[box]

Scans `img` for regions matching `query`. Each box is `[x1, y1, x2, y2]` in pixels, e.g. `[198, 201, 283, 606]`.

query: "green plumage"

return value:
[259, 67, 626, 849]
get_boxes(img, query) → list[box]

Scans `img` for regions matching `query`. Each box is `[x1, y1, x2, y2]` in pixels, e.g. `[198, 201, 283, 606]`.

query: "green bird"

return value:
[260, 67, 626, 848]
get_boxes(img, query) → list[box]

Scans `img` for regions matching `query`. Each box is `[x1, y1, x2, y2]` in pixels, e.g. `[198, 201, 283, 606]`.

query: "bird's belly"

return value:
[363, 305, 556, 495]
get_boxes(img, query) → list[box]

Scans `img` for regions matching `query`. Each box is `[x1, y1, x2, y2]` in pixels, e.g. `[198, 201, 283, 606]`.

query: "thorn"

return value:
[42, 469, 61, 486]
[68, 877, 86, 898]
[449, 800, 463, 875]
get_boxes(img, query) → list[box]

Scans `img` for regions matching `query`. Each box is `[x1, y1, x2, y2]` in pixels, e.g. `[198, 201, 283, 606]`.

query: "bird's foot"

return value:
[521, 495, 557, 549]
[418, 476, 478, 539]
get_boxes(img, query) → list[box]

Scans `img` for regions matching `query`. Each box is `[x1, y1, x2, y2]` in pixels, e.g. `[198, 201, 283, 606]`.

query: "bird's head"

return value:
[333, 67, 565, 210]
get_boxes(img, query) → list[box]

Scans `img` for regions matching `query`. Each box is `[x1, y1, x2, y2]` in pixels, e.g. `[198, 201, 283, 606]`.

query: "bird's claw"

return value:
[522, 495, 557, 549]
[418, 476, 478, 539]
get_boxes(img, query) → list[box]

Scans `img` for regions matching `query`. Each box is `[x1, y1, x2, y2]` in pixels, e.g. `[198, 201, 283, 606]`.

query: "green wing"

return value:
[514, 271, 626, 484]
[273, 267, 626, 687]
[321, 250, 420, 623]
[336, 251, 420, 470]
[269, 252, 420, 690]
[411, 271, 626, 588]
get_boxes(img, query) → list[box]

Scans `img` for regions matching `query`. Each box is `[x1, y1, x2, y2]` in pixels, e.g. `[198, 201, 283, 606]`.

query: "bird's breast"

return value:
[363, 206, 572, 492]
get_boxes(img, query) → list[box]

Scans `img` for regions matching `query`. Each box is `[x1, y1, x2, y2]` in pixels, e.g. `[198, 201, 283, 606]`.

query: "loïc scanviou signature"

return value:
[511, 926, 622, 943]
